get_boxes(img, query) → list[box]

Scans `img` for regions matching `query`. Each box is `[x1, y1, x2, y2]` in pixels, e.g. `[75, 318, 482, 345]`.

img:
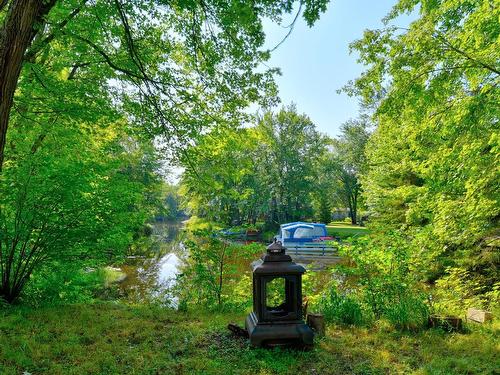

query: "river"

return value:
[113, 220, 339, 305]
[117, 221, 185, 304]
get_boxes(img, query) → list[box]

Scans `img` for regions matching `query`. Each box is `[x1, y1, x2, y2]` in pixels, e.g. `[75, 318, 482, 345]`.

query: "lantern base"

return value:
[245, 312, 314, 348]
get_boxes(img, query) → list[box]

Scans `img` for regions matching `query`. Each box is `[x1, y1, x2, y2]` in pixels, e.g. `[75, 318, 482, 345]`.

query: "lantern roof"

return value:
[251, 240, 306, 275]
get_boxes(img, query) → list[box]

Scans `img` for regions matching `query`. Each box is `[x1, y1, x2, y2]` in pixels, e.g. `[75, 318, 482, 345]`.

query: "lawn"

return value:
[1, 302, 498, 374]
[326, 222, 369, 239]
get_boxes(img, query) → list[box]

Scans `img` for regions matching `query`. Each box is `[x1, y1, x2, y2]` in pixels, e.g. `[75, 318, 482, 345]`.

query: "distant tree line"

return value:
[180, 105, 370, 228]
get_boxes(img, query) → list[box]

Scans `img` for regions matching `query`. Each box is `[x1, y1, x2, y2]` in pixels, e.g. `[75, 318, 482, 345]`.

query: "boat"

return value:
[271, 222, 338, 259]
[275, 222, 334, 244]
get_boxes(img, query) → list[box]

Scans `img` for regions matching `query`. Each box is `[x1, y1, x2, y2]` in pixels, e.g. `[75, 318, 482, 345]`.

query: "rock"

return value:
[307, 313, 326, 337]
[467, 308, 493, 323]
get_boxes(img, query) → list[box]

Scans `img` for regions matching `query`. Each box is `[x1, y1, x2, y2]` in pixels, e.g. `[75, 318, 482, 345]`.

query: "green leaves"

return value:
[0, 109, 161, 302]
[348, 0, 499, 298]
[1, 0, 332, 302]
[180, 105, 328, 227]
[1, 0, 327, 171]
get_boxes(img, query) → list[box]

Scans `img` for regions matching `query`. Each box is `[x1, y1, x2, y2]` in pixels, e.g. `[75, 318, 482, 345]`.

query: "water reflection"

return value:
[118, 221, 185, 304]
[115, 222, 342, 306]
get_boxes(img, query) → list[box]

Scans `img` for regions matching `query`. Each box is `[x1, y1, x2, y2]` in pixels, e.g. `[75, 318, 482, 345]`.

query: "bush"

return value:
[174, 231, 261, 311]
[20, 263, 105, 307]
[319, 286, 367, 326]
[324, 232, 430, 329]
[430, 267, 499, 316]
[184, 216, 223, 232]
[358, 271, 429, 330]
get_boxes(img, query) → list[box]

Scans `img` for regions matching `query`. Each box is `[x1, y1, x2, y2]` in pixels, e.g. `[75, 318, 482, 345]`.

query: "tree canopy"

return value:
[0, 0, 329, 171]
[180, 105, 329, 227]
[0, 0, 331, 302]
[347, 0, 499, 284]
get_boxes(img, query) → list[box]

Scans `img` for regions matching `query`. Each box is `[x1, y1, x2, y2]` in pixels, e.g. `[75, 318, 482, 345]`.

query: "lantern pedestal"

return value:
[245, 240, 314, 347]
[245, 311, 314, 347]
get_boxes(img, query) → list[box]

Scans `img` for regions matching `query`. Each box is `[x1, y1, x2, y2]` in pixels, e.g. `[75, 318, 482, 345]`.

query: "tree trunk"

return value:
[350, 195, 357, 225]
[0, 0, 56, 172]
[351, 208, 357, 225]
[217, 244, 226, 306]
[347, 196, 355, 225]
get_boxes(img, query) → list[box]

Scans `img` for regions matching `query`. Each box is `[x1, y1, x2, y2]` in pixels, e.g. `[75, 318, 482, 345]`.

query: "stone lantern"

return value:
[245, 240, 314, 347]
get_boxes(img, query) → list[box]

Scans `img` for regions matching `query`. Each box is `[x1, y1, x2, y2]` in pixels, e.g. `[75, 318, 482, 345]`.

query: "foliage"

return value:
[319, 233, 430, 329]
[174, 232, 261, 310]
[184, 216, 224, 232]
[0, 0, 331, 304]
[157, 184, 185, 220]
[181, 105, 329, 227]
[180, 126, 265, 225]
[0, 0, 331, 171]
[0, 116, 161, 303]
[318, 285, 367, 326]
[316, 195, 332, 224]
[20, 264, 105, 307]
[255, 105, 328, 226]
[346, 0, 499, 302]
[430, 267, 500, 316]
[326, 117, 371, 224]
[266, 277, 286, 307]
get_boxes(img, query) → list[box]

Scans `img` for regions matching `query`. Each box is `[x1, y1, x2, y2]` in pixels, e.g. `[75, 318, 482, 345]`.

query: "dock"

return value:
[284, 242, 341, 268]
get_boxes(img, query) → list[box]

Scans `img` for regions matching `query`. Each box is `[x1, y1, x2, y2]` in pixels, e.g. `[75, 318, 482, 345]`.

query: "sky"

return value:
[262, 0, 416, 138]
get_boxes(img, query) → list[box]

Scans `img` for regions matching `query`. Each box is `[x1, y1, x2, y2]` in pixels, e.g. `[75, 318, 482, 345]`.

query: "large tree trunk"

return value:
[0, 0, 56, 172]
[348, 201, 355, 225]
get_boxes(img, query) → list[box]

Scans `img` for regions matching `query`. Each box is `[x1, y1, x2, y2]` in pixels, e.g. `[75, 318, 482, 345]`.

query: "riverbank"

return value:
[184, 216, 370, 243]
[1, 302, 498, 374]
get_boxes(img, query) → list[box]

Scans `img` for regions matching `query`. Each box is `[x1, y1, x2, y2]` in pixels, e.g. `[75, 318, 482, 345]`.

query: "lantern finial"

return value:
[266, 239, 285, 255]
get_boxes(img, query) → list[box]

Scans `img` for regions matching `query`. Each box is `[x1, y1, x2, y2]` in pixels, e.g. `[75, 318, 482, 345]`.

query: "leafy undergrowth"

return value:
[0, 303, 498, 374]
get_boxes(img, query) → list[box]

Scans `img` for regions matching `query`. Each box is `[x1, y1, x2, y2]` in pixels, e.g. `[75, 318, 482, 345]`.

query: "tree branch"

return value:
[24, 0, 88, 62]
[435, 33, 500, 76]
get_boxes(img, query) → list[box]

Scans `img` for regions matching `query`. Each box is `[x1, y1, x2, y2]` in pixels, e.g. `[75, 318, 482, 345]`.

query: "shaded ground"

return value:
[1, 303, 498, 374]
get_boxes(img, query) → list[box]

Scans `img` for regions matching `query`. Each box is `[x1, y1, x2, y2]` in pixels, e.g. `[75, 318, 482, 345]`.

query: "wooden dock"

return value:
[285, 243, 338, 256]
[284, 243, 342, 267]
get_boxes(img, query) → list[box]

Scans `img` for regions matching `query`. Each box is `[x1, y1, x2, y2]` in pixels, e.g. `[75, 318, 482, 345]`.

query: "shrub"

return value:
[430, 267, 499, 316]
[174, 231, 261, 311]
[327, 232, 430, 329]
[319, 286, 367, 326]
[20, 262, 105, 307]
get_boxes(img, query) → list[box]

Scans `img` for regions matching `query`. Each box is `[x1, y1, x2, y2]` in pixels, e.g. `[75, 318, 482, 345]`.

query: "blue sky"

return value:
[262, 0, 416, 137]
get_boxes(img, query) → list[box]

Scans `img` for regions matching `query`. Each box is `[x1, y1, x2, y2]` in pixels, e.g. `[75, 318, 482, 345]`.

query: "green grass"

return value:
[1, 302, 498, 374]
[326, 221, 369, 239]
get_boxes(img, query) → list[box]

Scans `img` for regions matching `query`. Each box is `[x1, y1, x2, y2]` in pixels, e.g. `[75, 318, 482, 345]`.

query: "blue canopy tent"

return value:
[277, 222, 328, 243]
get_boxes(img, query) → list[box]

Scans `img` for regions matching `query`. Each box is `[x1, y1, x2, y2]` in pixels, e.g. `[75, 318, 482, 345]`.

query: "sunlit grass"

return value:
[0, 302, 497, 374]
[326, 221, 369, 239]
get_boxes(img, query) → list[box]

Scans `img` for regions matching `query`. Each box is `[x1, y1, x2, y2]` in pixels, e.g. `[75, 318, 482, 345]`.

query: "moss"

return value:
[0, 302, 498, 374]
